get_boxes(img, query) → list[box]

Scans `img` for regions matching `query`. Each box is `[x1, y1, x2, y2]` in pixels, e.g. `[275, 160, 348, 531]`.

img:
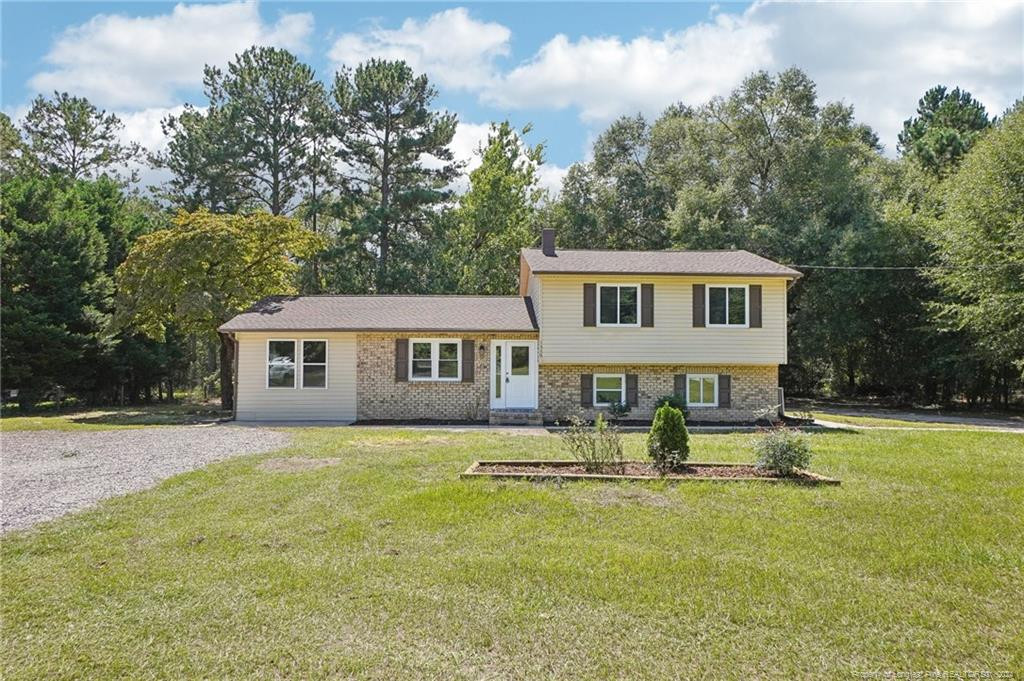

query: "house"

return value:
[218, 230, 801, 424]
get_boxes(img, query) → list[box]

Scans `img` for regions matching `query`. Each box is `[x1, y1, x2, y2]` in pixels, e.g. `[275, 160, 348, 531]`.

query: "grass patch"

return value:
[0, 402, 227, 431]
[3, 427, 1022, 678]
[810, 411, 984, 429]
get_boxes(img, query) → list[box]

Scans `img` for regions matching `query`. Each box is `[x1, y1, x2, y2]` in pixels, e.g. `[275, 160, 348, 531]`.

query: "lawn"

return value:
[0, 402, 227, 431]
[2, 426, 1022, 679]
[808, 411, 981, 429]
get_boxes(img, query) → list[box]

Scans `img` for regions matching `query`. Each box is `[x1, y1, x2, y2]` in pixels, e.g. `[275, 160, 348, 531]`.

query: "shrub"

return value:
[753, 427, 812, 475]
[655, 394, 685, 411]
[560, 412, 625, 474]
[607, 401, 631, 421]
[646, 404, 690, 472]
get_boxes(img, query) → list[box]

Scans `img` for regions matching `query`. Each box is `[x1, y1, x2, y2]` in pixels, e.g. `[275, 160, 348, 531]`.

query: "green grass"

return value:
[3, 428, 1022, 679]
[809, 411, 979, 429]
[0, 403, 227, 431]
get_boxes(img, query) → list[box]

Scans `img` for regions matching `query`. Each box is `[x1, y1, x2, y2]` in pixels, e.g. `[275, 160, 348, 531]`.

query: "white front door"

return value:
[490, 340, 538, 409]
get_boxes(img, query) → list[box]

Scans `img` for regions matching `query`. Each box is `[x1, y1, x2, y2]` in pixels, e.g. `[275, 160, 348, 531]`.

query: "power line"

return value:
[791, 264, 1021, 271]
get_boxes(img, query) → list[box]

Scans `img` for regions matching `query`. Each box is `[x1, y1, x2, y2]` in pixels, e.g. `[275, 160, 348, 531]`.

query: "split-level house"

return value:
[218, 230, 802, 424]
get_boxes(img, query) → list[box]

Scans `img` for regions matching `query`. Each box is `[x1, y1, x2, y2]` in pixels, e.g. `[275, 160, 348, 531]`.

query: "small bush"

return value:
[753, 428, 812, 475]
[607, 401, 631, 421]
[560, 412, 625, 474]
[655, 394, 685, 411]
[646, 404, 690, 472]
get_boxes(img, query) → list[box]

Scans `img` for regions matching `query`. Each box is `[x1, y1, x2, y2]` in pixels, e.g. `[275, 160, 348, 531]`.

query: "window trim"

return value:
[300, 339, 329, 390]
[687, 373, 718, 407]
[596, 283, 641, 327]
[593, 373, 626, 407]
[408, 338, 462, 382]
[266, 339, 298, 390]
[705, 284, 750, 328]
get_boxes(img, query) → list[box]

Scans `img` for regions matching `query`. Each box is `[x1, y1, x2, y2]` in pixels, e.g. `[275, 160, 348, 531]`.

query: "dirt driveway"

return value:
[0, 425, 290, 533]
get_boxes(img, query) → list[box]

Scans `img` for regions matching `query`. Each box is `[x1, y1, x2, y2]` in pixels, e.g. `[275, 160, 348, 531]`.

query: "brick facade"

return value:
[358, 331, 778, 423]
[538, 364, 778, 423]
[356, 332, 537, 421]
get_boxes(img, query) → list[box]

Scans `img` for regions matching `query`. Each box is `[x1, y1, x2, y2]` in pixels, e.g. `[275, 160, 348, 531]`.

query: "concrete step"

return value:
[489, 409, 544, 426]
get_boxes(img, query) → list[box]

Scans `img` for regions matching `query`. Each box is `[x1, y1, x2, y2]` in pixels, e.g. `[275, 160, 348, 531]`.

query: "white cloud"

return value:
[118, 106, 185, 189]
[535, 163, 568, 198]
[482, 14, 776, 122]
[328, 8, 510, 90]
[748, 0, 1024, 153]
[477, 1, 1022, 153]
[29, 2, 313, 109]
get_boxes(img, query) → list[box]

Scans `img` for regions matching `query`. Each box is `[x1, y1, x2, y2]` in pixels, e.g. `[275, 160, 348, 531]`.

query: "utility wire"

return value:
[791, 264, 1021, 271]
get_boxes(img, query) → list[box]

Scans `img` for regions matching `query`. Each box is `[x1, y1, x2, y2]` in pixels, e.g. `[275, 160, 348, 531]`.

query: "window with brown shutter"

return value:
[718, 374, 731, 408]
[580, 374, 594, 406]
[749, 285, 762, 328]
[583, 284, 596, 327]
[461, 339, 475, 382]
[641, 284, 654, 327]
[394, 339, 408, 382]
[693, 284, 705, 327]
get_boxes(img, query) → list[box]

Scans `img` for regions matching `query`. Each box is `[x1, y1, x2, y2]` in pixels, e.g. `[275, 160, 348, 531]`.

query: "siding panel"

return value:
[235, 332, 357, 421]
[538, 275, 789, 365]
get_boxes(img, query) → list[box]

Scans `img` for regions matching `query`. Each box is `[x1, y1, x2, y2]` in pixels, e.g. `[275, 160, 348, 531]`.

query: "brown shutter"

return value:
[693, 284, 705, 327]
[583, 283, 596, 327]
[625, 374, 638, 407]
[461, 339, 475, 383]
[749, 285, 762, 328]
[718, 374, 731, 408]
[641, 284, 654, 327]
[581, 374, 593, 407]
[395, 339, 408, 382]
[674, 374, 687, 403]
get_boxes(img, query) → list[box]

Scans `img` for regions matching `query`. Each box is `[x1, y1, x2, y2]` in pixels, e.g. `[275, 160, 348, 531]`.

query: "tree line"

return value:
[1, 46, 1021, 410]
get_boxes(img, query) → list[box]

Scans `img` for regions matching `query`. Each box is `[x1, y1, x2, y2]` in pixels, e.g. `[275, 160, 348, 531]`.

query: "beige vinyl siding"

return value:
[527, 273, 543, 351]
[235, 332, 357, 421]
[538, 274, 789, 365]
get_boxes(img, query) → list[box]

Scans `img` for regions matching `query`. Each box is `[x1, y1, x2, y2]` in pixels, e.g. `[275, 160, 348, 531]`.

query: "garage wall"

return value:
[234, 332, 357, 421]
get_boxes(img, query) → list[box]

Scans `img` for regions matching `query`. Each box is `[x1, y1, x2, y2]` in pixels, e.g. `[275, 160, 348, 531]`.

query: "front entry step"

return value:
[489, 409, 544, 426]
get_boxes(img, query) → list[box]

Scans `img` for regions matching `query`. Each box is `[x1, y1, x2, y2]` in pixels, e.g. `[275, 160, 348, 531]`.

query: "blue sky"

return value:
[3, 1, 1021, 191]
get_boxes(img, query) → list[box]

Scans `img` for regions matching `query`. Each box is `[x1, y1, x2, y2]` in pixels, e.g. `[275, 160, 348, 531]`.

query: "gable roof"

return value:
[218, 295, 538, 333]
[521, 248, 801, 278]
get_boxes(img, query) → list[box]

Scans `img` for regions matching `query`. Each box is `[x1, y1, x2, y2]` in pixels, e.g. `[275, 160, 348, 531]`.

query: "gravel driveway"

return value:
[1, 425, 291, 533]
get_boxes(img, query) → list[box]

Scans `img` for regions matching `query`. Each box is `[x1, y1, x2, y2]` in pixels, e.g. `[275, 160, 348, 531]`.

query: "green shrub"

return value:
[753, 428, 812, 475]
[560, 413, 625, 474]
[607, 401, 631, 421]
[655, 394, 685, 411]
[646, 404, 690, 472]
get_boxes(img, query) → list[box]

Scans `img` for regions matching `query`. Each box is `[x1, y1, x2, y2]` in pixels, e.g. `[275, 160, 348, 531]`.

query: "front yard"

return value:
[2, 426, 1022, 679]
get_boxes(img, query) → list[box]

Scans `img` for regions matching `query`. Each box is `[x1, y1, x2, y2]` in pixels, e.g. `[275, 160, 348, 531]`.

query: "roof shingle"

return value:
[521, 248, 801, 278]
[218, 295, 538, 333]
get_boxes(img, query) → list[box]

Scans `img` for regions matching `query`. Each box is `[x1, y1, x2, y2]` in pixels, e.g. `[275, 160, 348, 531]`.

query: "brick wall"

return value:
[356, 332, 537, 421]
[538, 364, 778, 423]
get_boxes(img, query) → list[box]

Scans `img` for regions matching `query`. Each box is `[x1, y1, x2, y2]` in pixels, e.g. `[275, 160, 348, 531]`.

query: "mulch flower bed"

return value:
[462, 460, 840, 485]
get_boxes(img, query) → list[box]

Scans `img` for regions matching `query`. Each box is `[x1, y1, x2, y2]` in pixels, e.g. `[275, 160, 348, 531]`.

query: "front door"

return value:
[490, 340, 538, 409]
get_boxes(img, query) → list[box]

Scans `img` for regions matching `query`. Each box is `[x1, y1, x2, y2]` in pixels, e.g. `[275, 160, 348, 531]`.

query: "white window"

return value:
[267, 340, 296, 388]
[301, 340, 327, 389]
[410, 339, 461, 381]
[598, 284, 640, 326]
[687, 374, 718, 407]
[593, 374, 626, 406]
[707, 285, 748, 327]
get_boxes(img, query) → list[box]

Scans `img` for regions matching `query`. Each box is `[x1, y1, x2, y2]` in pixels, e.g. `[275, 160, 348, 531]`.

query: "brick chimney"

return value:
[541, 228, 556, 256]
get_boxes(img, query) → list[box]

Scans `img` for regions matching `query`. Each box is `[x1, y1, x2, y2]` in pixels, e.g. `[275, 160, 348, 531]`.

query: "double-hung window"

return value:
[707, 285, 748, 327]
[267, 340, 297, 388]
[410, 339, 461, 381]
[687, 374, 718, 407]
[301, 340, 327, 388]
[594, 374, 626, 406]
[598, 284, 639, 326]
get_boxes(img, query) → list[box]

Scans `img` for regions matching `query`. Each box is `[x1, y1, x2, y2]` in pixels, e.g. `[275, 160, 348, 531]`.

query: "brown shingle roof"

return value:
[218, 295, 538, 333]
[522, 248, 801, 278]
